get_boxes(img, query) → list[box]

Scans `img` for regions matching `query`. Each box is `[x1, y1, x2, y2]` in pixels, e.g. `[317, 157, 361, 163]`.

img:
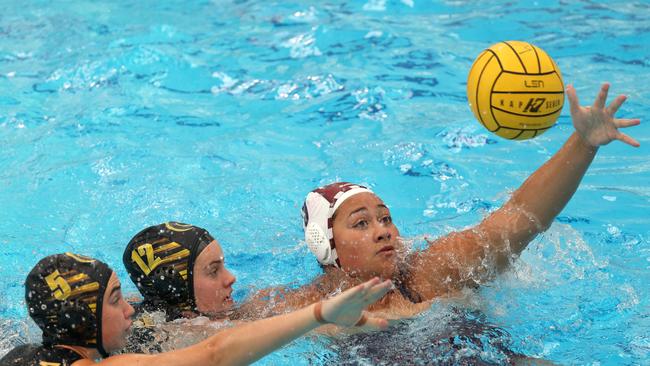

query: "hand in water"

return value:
[320, 277, 392, 329]
[567, 83, 641, 148]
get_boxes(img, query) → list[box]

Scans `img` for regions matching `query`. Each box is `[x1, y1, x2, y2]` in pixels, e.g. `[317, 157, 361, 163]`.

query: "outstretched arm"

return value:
[74, 278, 391, 366]
[408, 83, 640, 298]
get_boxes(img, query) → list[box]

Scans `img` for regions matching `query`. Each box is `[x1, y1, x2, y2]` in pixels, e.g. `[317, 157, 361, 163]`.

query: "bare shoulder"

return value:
[234, 282, 324, 319]
[404, 229, 485, 300]
[258, 282, 322, 305]
[266, 282, 323, 309]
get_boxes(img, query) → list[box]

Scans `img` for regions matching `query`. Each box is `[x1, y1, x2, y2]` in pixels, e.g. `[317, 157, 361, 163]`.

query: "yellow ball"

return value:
[466, 41, 564, 140]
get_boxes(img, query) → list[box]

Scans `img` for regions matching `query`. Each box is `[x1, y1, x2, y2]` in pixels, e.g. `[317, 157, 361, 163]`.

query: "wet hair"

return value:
[25, 253, 112, 358]
[122, 222, 214, 320]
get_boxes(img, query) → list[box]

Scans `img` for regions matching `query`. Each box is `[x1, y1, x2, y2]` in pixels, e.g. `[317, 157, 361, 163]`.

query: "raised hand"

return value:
[567, 83, 641, 148]
[319, 277, 392, 329]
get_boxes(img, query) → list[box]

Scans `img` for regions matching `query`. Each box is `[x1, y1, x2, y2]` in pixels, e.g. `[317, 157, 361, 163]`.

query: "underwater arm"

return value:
[409, 83, 640, 298]
[77, 278, 390, 366]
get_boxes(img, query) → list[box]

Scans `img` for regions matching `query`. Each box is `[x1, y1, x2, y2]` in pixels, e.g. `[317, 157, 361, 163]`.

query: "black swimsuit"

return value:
[395, 267, 424, 304]
[0, 344, 84, 366]
[330, 268, 524, 365]
[329, 307, 523, 365]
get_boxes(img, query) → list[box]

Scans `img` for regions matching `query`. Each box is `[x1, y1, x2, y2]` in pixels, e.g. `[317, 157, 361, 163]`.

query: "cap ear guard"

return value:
[302, 192, 339, 267]
[305, 222, 332, 264]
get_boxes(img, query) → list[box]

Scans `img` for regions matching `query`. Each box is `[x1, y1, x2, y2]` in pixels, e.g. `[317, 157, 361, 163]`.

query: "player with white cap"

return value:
[240, 83, 641, 318]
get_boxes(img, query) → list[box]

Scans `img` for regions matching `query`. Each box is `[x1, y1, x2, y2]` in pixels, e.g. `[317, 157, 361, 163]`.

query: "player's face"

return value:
[332, 193, 402, 280]
[193, 240, 237, 317]
[101, 272, 135, 352]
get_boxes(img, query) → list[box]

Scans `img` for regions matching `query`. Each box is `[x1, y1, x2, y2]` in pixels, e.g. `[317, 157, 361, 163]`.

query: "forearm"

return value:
[90, 305, 320, 366]
[215, 304, 319, 365]
[512, 132, 596, 227]
[500, 132, 597, 252]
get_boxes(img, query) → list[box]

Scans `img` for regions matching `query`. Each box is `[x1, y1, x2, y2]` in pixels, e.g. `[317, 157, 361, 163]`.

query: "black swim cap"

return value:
[122, 222, 214, 319]
[25, 253, 112, 358]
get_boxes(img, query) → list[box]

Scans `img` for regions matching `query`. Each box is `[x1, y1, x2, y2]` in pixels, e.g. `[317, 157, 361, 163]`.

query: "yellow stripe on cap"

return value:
[65, 282, 100, 299]
[165, 222, 194, 232]
[154, 242, 182, 254]
[66, 273, 90, 284]
[158, 248, 190, 265]
[64, 253, 96, 264]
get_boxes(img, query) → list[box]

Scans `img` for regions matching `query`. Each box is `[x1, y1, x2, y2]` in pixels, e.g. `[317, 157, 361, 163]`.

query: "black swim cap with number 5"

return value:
[25, 253, 112, 358]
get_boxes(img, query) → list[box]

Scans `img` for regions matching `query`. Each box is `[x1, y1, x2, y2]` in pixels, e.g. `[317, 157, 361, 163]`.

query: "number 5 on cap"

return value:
[45, 270, 72, 300]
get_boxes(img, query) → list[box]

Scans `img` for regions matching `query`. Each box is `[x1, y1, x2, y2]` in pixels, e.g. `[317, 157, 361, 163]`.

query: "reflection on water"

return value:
[0, 319, 40, 359]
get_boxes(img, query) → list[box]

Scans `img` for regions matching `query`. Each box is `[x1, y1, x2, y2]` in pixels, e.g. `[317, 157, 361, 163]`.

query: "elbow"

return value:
[511, 204, 548, 238]
[203, 336, 228, 365]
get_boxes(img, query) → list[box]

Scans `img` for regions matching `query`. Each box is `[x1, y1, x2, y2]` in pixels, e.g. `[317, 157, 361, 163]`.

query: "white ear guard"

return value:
[305, 222, 334, 264]
[302, 191, 337, 266]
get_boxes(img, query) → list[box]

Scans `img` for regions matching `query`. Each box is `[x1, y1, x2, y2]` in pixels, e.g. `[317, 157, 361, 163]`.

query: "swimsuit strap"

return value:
[395, 268, 423, 304]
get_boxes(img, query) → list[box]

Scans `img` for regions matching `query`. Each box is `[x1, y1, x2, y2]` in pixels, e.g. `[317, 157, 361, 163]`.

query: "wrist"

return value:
[313, 302, 329, 325]
[312, 301, 368, 327]
[573, 131, 598, 152]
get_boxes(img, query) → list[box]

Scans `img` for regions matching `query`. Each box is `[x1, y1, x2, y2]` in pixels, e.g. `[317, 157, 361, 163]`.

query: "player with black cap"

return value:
[122, 221, 236, 321]
[1, 252, 391, 365]
[0, 252, 131, 364]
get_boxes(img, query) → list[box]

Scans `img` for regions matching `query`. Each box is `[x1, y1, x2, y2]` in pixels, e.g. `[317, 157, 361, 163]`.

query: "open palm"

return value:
[567, 83, 640, 148]
[320, 277, 392, 329]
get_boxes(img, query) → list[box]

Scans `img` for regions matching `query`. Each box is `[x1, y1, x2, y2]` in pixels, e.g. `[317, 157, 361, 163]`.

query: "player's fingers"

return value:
[594, 82, 609, 109]
[616, 132, 640, 147]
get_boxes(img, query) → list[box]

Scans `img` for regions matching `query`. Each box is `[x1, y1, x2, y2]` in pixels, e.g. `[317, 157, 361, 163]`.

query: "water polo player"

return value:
[0, 252, 391, 365]
[244, 83, 640, 316]
[122, 222, 236, 320]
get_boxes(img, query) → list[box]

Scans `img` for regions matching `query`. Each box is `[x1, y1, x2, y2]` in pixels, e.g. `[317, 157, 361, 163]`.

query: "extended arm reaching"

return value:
[409, 83, 640, 298]
[74, 278, 392, 366]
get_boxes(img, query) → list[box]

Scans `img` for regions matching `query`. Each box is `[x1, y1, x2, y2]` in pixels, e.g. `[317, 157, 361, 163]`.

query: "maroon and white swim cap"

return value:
[301, 182, 373, 267]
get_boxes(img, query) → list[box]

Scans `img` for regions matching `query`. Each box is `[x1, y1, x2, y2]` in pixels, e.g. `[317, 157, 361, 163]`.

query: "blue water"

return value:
[1, 0, 649, 364]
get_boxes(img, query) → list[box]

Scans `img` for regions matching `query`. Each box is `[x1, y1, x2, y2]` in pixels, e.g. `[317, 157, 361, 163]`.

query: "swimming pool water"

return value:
[0, 0, 648, 364]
